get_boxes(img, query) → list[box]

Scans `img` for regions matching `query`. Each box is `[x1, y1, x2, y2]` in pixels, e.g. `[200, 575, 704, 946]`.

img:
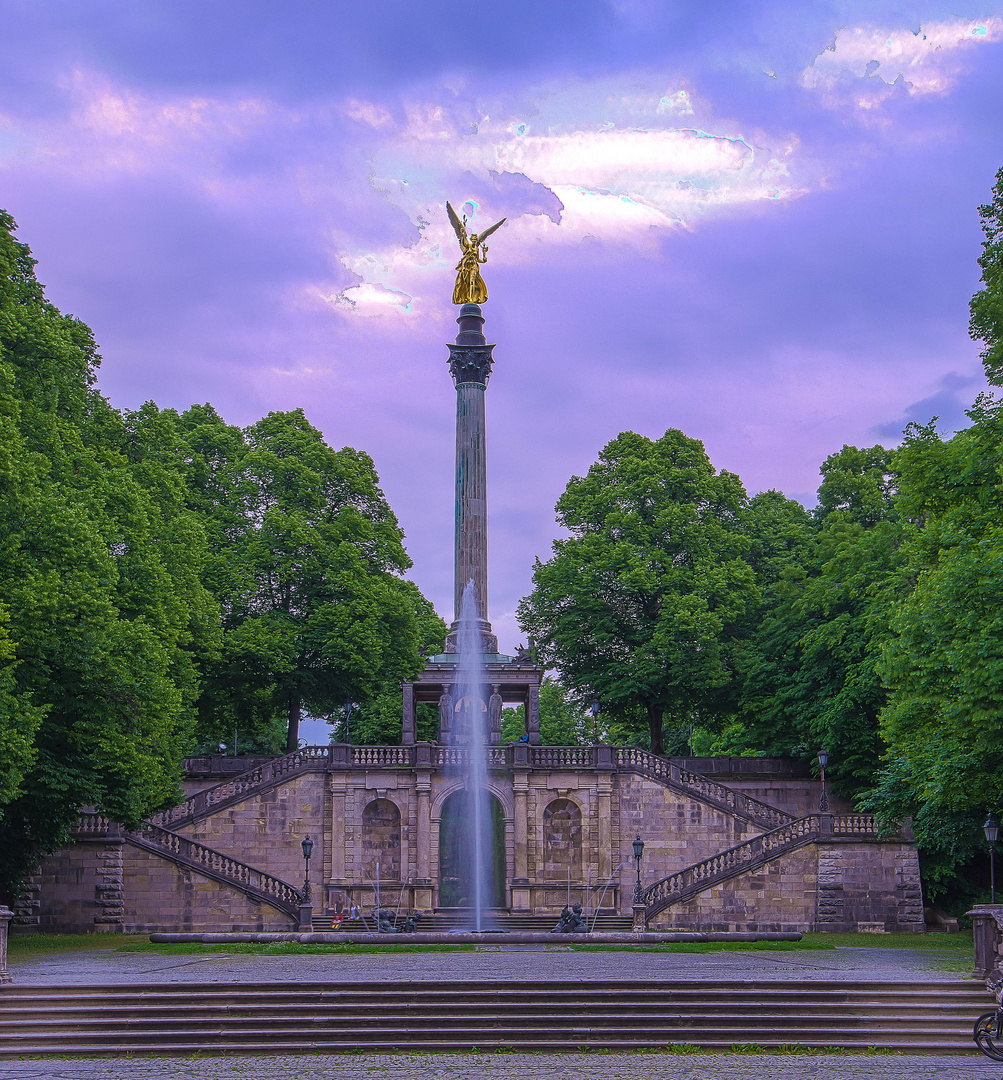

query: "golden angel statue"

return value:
[447, 201, 506, 305]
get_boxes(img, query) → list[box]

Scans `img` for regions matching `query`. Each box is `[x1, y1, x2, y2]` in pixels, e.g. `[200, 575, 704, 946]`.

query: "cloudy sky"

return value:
[2, 1, 1001, 652]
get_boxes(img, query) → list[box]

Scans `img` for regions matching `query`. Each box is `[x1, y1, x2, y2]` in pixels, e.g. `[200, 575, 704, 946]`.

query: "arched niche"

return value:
[362, 798, 401, 882]
[438, 789, 505, 908]
[543, 798, 582, 879]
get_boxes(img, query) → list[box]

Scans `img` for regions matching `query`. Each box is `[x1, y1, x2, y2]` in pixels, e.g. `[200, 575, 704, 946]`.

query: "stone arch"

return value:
[437, 789, 506, 908]
[430, 780, 513, 823]
[362, 798, 401, 882]
[542, 798, 582, 879]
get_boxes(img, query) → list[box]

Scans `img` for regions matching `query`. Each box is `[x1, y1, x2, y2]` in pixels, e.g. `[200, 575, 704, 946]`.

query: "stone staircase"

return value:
[642, 813, 879, 924]
[74, 814, 303, 924]
[0, 980, 990, 1055]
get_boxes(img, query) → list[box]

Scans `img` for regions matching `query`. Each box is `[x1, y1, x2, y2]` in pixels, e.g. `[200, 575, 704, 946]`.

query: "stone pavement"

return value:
[0, 1052, 1000, 1080]
[6, 943, 971, 985]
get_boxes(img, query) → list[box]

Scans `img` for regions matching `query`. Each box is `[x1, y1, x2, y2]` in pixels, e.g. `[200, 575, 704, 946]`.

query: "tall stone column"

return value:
[511, 767, 531, 913]
[445, 303, 498, 653]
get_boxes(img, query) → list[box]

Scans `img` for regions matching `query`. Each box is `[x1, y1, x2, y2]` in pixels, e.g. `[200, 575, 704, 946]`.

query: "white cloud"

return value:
[803, 18, 1003, 107]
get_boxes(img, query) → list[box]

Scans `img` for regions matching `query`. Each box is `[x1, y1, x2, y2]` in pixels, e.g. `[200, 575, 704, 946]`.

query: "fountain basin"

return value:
[150, 930, 802, 945]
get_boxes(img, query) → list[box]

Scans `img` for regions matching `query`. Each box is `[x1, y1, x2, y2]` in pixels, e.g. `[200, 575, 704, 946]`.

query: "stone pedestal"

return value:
[0, 905, 13, 984]
[970, 905, 1003, 978]
[298, 903, 314, 932]
[632, 904, 647, 933]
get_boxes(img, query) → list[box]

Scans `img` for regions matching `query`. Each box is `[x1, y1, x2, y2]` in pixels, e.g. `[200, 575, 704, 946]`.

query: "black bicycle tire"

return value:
[974, 1010, 1003, 1061]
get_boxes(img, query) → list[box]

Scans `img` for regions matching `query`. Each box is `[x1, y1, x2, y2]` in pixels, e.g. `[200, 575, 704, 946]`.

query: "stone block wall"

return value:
[177, 771, 327, 885]
[655, 845, 818, 932]
[122, 844, 291, 933]
[31, 839, 124, 934]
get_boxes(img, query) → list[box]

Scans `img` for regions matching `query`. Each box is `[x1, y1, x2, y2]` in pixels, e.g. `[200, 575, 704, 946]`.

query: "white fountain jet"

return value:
[454, 579, 495, 932]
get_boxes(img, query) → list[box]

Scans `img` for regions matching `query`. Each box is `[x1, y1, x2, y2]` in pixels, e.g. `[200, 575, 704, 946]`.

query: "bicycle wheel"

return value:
[974, 1011, 1003, 1061]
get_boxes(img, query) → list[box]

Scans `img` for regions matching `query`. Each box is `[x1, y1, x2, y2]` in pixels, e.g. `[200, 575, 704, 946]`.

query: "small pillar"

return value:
[527, 682, 541, 745]
[401, 681, 416, 745]
[632, 904, 647, 933]
[970, 905, 1003, 978]
[0, 906, 13, 984]
[298, 903, 313, 932]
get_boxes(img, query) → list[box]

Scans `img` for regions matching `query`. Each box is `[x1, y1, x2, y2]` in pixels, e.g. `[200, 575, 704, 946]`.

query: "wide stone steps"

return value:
[0, 980, 989, 1056]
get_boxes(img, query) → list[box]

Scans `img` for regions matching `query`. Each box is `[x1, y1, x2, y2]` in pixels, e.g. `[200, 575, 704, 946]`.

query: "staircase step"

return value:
[0, 979, 990, 1056]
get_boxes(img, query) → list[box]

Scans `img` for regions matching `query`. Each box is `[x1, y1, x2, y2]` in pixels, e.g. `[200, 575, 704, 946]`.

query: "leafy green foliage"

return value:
[0, 211, 217, 901]
[864, 400, 1003, 901]
[499, 678, 592, 745]
[730, 447, 906, 797]
[518, 429, 757, 753]
[970, 165, 1003, 385]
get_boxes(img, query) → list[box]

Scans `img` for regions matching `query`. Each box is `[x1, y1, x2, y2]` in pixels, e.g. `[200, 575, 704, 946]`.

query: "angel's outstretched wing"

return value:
[446, 202, 468, 248]
[477, 217, 507, 242]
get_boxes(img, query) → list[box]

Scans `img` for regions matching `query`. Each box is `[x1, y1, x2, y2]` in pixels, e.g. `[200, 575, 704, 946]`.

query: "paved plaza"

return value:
[1, 1051, 1000, 1080]
[4, 942, 992, 1076]
[5, 942, 972, 986]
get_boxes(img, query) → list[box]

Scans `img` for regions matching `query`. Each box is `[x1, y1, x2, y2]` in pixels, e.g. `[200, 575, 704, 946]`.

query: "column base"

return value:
[444, 619, 498, 654]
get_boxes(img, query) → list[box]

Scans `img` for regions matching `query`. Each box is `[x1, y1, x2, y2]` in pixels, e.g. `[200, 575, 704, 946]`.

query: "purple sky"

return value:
[2, 1, 1002, 654]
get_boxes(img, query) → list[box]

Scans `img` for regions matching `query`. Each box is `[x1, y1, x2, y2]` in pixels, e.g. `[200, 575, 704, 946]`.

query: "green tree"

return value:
[970, 164, 1003, 385]
[202, 408, 437, 752]
[0, 211, 216, 901]
[867, 400, 1003, 903]
[517, 429, 756, 754]
[731, 446, 906, 797]
[499, 678, 591, 745]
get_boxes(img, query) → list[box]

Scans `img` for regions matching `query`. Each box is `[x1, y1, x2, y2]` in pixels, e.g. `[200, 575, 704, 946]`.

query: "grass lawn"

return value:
[6, 930, 974, 965]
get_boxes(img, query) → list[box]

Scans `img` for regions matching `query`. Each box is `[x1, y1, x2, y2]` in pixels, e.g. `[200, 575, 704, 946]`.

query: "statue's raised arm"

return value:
[446, 201, 506, 305]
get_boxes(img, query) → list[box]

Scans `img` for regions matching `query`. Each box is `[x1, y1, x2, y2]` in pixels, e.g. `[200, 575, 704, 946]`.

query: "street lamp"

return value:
[343, 700, 354, 745]
[985, 814, 999, 905]
[632, 835, 645, 904]
[301, 836, 314, 904]
[817, 748, 829, 813]
[590, 696, 601, 745]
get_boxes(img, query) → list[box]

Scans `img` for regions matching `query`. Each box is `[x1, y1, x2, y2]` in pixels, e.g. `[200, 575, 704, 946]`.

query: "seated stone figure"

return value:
[399, 911, 423, 933]
[376, 908, 398, 934]
[550, 903, 587, 934]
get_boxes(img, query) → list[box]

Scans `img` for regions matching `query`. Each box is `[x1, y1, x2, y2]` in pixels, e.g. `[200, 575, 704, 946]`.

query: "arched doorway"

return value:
[438, 789, 505, 908]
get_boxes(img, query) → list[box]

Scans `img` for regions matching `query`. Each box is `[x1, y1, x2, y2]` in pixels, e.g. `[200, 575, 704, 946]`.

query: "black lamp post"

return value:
[817, 748, 829, 813]
[301, 836, 314, 903]
[590, 696, 601, 745]
[632, 834, 645, 904]
[985, 814, 999, 905]
[343, 700, 354, 745]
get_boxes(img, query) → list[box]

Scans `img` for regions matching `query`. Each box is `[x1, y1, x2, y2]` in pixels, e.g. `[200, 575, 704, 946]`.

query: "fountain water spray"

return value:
[455, 580, 495, 932]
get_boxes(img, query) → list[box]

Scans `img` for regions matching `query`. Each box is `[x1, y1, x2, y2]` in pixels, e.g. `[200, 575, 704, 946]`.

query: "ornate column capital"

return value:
[447, 343, 495, 387]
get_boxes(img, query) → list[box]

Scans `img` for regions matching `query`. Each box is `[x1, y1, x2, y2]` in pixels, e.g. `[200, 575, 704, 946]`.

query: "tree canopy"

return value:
[0, 209, 442, 901]
[517, 429, 757, 754]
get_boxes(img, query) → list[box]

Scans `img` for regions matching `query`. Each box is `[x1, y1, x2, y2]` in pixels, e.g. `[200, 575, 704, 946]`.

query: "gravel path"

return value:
[0, 1051, 999, 1080]
[6, 944, 972, 985]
